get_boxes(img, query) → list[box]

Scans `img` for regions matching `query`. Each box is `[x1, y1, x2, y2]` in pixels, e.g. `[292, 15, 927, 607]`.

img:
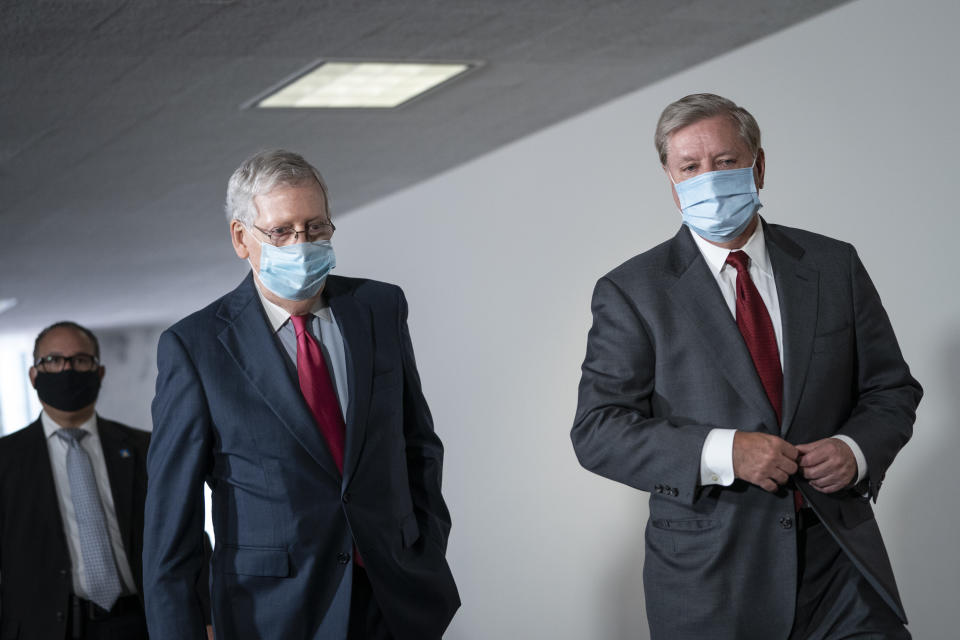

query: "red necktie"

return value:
[725, 252, 802, 509]
[725, 251, 783, 423]
[289, 314, 346, 474]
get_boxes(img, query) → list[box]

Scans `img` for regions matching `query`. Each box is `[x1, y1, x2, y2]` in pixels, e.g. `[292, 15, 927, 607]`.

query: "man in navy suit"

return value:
[143, 150, 459, 639]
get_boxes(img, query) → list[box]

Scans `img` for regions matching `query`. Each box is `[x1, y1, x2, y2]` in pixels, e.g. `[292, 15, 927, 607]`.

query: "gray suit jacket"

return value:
[571, 220, 921, 640]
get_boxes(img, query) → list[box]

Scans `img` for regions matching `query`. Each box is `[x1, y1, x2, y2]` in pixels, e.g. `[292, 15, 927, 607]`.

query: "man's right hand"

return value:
[732, 432, 799, 492]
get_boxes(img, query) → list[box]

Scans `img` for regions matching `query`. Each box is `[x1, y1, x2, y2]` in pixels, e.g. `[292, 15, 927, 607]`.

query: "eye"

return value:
[269, 227, 294, 236]
[681, 164, 697, 173]
[718, 158, 737, 167]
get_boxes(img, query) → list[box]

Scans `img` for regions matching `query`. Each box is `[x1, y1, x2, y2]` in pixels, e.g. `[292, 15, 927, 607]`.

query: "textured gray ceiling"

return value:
[0, 0, 849, 331]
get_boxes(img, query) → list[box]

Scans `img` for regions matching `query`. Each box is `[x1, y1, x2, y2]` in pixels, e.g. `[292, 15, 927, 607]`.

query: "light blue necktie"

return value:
[56, 428, 123, 610]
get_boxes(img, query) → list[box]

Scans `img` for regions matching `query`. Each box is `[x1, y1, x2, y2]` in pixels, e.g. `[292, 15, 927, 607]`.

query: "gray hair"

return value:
[654, 93, 761, 166]
[225, 149, 330, 225]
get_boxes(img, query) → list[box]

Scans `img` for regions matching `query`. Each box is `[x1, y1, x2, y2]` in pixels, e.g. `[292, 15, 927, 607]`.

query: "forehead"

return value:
[253, 180, 328, 223]
[667, 114, 747, 160]
[37, 327, 96, 355]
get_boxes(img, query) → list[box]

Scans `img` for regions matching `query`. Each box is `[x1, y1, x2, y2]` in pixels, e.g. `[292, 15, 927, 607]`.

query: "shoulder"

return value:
[327, 274, 404, 308]
[98, 418, 151, 445]
[766, 222, 854, 253]
[0, 420, 43, 453]
[598, 233, 684, 298]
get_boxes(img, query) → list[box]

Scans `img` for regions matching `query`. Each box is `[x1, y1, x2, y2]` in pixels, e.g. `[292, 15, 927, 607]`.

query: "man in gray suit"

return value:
[571, 93, 921, 639]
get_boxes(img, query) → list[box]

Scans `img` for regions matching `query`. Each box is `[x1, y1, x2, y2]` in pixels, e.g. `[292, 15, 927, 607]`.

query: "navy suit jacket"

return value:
[572, 221, 921, 639]
[143, 274, 459, 639]
[0, 417, 150, 640]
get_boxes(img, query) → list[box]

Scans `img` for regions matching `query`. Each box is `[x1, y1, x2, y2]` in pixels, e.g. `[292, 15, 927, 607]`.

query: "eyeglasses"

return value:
[252, 221, 336, 246]
[34, 353, 100, 373]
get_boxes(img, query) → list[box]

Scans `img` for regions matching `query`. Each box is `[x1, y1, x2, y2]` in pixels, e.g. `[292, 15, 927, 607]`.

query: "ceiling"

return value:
[0, 0, 849, 331]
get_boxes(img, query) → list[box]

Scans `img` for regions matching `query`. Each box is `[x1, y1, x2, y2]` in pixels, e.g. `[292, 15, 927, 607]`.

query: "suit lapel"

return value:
[764, 223, 819, 438]
[665, 227, 780, 433]
[28, 420, 72, 558]
[217, 274, 341, 481]
[326, 278, 373, 488]
[98, 418, 136, 556]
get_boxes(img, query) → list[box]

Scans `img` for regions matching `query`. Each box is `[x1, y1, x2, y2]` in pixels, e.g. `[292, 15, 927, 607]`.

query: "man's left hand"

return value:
[796, 438, 857, 494]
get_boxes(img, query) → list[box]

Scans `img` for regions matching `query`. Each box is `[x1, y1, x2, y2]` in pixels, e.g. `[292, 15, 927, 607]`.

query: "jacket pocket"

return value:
[650, 518, 720, 553]
[218, 545, 290, 577]
[813, 325, 851, 353]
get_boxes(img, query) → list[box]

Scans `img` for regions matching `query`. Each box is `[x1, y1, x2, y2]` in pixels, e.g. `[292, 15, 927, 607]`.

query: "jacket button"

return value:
[671, 488, 679, 497]
[59, 568, 68, 576]
[342, 492, 351, 503]
[780, 516, 794, 530]
[56, 611, 65, 621]
[337, 552, 351, 565]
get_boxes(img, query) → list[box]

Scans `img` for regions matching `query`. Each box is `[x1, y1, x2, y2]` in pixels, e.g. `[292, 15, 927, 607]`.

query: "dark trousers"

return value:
[789, 513, 910, 640]
[348, 566, 393, 640]
[65, 595, 148, 640]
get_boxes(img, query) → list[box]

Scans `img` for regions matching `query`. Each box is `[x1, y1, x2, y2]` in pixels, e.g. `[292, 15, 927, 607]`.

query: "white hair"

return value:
[225, 149, 330, 225]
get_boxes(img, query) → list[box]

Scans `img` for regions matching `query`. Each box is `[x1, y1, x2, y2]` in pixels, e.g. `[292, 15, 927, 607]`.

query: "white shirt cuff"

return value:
[700, 428, 737, 486]
[831, 435, 867, 485]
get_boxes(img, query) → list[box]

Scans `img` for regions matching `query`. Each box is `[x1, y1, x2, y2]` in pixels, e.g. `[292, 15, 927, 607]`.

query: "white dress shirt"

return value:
[252, 282, 350, 418]
[42, 412, 138, 598]
[690, 224, 867, 487]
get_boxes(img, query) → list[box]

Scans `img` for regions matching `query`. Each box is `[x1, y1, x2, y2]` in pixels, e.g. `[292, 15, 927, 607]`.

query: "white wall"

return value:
[326, 0, 959, 637]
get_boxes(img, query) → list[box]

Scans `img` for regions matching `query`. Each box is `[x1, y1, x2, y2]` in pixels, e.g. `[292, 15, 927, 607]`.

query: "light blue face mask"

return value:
[672, 163, 762, 243]
[249, 234, 336, 301]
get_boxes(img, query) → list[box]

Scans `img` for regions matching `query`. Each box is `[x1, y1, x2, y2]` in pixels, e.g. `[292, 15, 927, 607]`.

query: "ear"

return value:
[29, 366, 37, 388]
[231, 220, 250, 259]
[98, 365, 105, 382]
[754, 148, 766, 190]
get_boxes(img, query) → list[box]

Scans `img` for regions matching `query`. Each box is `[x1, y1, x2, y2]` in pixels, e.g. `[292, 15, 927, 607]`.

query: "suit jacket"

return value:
[143, 274, 459, 640]
[571, 220, 921, 640]
[0, 417, 150, 640]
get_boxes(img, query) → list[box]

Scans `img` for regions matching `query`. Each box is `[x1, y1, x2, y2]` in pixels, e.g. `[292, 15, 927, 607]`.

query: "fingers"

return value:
[732, 432, 801, 493]
[797, 438, 856, 493]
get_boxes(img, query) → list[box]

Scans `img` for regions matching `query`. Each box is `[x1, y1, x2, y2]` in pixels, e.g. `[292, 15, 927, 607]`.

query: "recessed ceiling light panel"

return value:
[255, 61, 473, 109]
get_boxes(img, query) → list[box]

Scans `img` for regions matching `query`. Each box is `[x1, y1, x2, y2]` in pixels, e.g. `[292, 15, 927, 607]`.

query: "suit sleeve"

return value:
[836, 246, 922, 500]
[571, 276, 712, 504]
[397, 290, 452, 550]
[143, 329, 212, 638]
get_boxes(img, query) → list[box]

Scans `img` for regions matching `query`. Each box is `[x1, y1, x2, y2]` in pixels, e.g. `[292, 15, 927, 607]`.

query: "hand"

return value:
[207, 625, 214, 640]
[796, 438, 856, 493]
[732, 432, 799, 492]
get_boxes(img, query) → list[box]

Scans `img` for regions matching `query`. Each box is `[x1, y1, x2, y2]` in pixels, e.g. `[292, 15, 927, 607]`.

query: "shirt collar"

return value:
[252, 273, 331, 333]
[42, 411, 98, 440]
[687, 220, 772, 277]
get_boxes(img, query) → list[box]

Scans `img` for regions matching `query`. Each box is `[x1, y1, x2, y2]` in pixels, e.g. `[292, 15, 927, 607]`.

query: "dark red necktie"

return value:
[289, 315, 365, 564]
[725, 251, 783, 423]
[725, 252, 802, 510]
[290, 314, 346, 473]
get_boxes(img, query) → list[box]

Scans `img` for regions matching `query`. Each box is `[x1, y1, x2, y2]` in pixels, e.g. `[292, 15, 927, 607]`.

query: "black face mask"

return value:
[34, 370, 101, 412]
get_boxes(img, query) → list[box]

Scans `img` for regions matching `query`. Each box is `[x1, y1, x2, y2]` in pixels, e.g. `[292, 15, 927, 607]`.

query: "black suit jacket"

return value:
[144, 274, 459, 640]
[572, 221, 921, 639]
[0, 416, 151, 640]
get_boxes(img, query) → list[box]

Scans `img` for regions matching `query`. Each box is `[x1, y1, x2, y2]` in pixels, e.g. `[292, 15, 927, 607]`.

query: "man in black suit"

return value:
[0, 321, 151, 640]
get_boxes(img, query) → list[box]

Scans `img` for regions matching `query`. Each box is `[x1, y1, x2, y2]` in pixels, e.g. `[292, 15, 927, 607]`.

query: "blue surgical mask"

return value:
[249, 234, 336, 301]
[672, 163, 762, 243]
